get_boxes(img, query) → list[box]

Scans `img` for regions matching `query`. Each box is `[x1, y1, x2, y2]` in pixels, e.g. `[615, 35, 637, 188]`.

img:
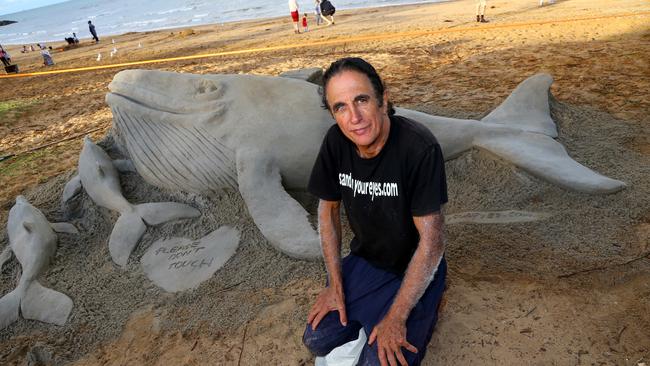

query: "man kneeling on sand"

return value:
[303, 57, 448, 365]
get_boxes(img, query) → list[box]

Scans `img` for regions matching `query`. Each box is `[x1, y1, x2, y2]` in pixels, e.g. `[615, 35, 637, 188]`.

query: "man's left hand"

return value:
[368, 314, 418, 366]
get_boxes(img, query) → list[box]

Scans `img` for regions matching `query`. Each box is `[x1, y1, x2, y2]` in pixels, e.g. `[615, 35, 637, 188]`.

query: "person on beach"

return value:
[315, 0, 323, 26]
[0, 48, 10, 67]
[319, 0, 336, 25]
[289, 0, 301, 34]
[476, 0, 488, 22]
[40, 48, 54, 66]
[88, 20, 100, 42]
[0, 45, 11, 65]
[302, 13, 309, 32]
[303, 57, 448, 365]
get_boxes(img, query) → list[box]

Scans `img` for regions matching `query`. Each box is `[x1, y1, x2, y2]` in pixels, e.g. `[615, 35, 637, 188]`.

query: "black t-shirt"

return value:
[308, 115, 447, 274]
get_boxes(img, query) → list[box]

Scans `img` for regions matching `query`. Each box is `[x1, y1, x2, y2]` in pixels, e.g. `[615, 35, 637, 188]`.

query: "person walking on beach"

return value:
[314, 0, 322, 26]
[302, 13, 309, 32]
[476, 0, 488, 22]
[289, 0, 301, 34]
[0, 45, 11, 65]
[0, 47, 11, 67]
[88, 20, 100, 42]
[319, 0, 336, 25]
[303, 57, 448, 365]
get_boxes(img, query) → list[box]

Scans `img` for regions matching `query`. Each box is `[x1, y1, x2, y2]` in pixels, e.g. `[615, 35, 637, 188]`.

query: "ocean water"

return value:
[0, 0, 442, 45]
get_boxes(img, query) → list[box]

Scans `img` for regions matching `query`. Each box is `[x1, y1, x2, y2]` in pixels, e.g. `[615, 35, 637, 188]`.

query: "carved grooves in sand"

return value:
[113, 107, 237, 193]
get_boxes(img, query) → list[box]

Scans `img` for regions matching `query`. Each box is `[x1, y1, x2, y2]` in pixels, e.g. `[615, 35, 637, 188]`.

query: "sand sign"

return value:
[141, 226, 240, 292]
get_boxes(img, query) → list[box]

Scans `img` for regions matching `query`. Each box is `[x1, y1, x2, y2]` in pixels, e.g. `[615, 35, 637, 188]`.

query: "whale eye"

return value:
[195, 80, 221, 95]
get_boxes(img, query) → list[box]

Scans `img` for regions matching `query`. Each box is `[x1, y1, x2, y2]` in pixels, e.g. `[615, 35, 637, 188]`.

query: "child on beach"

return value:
[302, 13, 309, 32]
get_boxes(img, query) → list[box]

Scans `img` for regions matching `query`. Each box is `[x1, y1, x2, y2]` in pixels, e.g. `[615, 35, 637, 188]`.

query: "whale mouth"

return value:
[107, 91, 189, 115]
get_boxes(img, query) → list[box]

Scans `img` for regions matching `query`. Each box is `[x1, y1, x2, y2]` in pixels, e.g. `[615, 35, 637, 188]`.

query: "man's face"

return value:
[325, 70, 390, 157]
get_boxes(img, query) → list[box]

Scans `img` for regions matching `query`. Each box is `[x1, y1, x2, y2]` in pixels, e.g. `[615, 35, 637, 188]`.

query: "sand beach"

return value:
[0, 0, 649, 364]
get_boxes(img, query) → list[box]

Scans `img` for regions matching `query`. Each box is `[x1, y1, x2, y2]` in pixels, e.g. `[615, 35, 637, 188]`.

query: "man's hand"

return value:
[307, 285, 347, 330]
[368, 314, 418, 366]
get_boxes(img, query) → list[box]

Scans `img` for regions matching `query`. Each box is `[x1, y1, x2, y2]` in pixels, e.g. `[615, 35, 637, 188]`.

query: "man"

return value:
[288, 0, 300, 34]
[303, 57, 447, 365]
[88, 20, 99, 42]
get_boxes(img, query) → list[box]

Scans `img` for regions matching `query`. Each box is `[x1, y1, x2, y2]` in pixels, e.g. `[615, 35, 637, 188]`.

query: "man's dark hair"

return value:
[320, 57, 395, 116]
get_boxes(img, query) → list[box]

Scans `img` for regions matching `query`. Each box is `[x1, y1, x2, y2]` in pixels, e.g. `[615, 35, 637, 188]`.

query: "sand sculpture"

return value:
[62, 137, 201, 267]
[104, 70, 625, 260]
[0, 196, 78, 330]
[141, 226, 240, 292]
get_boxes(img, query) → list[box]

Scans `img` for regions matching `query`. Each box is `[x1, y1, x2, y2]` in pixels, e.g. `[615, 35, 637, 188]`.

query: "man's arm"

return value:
[306, 199, 348, 329]
[368, 211, 445, 366]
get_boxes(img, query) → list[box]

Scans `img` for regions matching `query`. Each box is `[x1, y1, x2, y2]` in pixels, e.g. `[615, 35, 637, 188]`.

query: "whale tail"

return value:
[0, 281, 73, 330]
[480, 73, 557, 137]
[109, 202, 200, 267]
[21, 281, 73, 326]
[473, 73, 625, 194]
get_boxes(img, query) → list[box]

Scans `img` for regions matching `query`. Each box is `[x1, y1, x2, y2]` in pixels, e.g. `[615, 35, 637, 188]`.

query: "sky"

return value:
[0, 0, 67, 17]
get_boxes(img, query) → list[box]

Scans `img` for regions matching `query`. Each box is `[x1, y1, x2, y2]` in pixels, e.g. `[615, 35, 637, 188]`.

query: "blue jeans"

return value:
[303, 254, 447, 365]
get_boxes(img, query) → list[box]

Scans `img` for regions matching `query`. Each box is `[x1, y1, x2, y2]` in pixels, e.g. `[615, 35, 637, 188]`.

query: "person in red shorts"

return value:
[288, 0, 301, 34]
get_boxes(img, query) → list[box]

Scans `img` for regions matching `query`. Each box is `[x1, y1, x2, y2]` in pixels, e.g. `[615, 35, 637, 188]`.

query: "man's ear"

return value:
[382, 89, 389, 113]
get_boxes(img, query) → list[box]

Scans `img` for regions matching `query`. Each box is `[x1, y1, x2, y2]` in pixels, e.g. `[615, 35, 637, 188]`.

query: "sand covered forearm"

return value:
[386, 211, 445, 323]
[318, 199, 343, 287]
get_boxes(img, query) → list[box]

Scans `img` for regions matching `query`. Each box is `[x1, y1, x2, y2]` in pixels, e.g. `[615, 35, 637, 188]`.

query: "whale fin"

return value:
[236, 149, 321, 259]
[62, 175, 82, 203]
[113, 159, 137, 173]
[0, 246, 12, 271]
[50, 222, 79, 234]
[481, 73, 557, 138]
[21, 281, 72, 326]
[135, 202, 200, 226]
[474, 133, 626, 194]
[109, 212, 146, 268]
[0, 289, 20, 330]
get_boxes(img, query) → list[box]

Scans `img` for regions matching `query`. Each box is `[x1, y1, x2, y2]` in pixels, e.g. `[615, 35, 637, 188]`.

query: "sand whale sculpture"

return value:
[0, 196, 78, 329]
[62, 137, 201, 267]
[104, 70, 626, 259]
